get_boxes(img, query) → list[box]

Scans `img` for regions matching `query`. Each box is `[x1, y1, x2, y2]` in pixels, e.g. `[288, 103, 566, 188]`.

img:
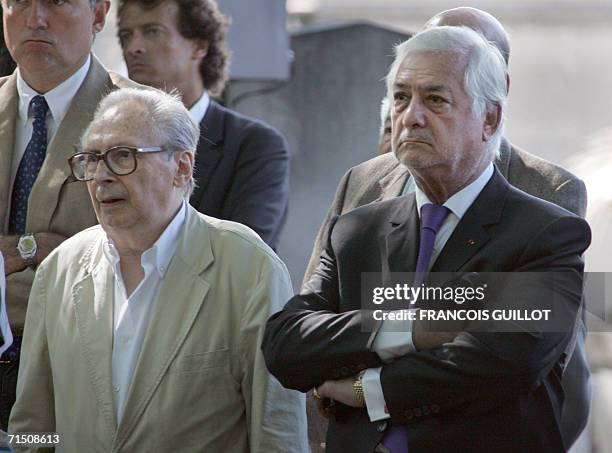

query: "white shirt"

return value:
[106, 201, 186, 422]
[188, 91, 210, 124]
[363, 163, 495, 421]
[0, 253, 13, 358]
[11, 55, 91, 195]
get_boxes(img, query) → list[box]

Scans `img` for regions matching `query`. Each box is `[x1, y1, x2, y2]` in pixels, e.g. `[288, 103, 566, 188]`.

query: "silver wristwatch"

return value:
[17, 233, 37, 268]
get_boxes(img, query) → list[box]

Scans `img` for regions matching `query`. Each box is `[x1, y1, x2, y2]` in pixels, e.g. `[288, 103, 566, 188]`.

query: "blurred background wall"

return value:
[94, 0, 612, 288]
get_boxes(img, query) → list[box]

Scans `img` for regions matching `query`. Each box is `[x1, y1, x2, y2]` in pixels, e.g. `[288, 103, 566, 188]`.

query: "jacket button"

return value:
[340, 366, 350, 375]
[432, 404, 440, 413]
[414, 408, 422, 417]
[423, 406, 431, 415]
[377, 422, 388, 432]
[405, 409, 414, 420]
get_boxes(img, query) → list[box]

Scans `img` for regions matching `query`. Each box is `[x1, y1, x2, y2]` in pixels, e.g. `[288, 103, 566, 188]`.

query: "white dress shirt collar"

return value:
[188, 91, 211, 125]
[414, 163, 494, 221]
[102, 200, 187, 279]
[16, 54, 91, 127]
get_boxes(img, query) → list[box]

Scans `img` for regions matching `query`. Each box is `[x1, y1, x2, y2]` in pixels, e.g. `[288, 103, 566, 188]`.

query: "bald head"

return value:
[424, 7, 510, 64]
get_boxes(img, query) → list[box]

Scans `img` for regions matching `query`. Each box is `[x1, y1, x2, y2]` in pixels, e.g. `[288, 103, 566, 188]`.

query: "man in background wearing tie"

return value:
[117, 0, 290, 250]
[0, 0, 135, 428]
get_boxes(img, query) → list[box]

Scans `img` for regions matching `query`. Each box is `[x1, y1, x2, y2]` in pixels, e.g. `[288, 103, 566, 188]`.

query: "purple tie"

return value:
[414, 203, 450, 286]
[381, 203, 449, 453]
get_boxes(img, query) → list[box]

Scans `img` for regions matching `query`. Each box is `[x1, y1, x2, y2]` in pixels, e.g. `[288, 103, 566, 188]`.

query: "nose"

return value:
[25, 1, 49, 30]
[91, 157, 116, 184]
[401, 97, 427, 129]
[124, 32, 145, 57]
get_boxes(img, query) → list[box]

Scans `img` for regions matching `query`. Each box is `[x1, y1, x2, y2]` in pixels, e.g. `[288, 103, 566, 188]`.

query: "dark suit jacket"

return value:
[189, 100, 289, 250]
[301, 138, 590, 450]
[263, 170, 591, 453]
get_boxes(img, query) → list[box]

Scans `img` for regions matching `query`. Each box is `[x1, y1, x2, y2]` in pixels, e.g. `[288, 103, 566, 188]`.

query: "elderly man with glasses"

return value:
[9, 87, 308, 453]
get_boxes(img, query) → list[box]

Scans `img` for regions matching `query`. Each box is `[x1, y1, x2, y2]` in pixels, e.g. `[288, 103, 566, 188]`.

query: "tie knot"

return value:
[420, 203, 450, 234]
[30, 95, 49, 121]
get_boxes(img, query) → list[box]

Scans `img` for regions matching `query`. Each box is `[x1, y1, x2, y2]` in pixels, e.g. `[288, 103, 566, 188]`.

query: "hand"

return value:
[0, 235, 23, 275]
[312, 390, 336, 419]
[34, 232, 67, 265]
[316, 375, 365, 408]
[412, 318, 458, 350]
[0, 232, 67, 275]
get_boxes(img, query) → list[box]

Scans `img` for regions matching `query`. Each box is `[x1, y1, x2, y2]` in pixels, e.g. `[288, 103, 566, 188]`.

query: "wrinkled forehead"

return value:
[84, 102, 157, 149]
[395, 50, 468, 87]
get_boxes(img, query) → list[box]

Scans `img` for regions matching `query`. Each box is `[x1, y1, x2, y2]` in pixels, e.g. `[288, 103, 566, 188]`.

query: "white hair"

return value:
[82, 87, 200, 197]
[385, 26, 507, 158]
[379, 96, 391, 137]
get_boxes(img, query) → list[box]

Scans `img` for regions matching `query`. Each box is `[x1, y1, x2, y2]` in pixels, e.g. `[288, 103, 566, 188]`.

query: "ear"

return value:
[192, 39, 209, 61]
[92, 0, 111, 34]
[482, 104, 501, 142]
[173, 150, 194, 190]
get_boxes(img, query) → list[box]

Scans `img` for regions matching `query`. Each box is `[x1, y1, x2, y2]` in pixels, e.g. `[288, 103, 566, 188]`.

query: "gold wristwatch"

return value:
[353, 371, 366, 407]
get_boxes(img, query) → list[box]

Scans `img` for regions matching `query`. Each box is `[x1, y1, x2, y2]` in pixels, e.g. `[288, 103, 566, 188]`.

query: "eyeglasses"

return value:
[68, 146, 171, 181]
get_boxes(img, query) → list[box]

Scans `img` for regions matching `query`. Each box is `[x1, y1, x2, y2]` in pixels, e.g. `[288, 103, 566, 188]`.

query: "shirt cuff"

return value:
[371, 314, 416, 362]
[362, 367, 390, 421]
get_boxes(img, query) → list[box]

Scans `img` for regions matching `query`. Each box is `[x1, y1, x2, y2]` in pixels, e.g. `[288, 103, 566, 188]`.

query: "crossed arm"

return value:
[262, 215, 590, 422]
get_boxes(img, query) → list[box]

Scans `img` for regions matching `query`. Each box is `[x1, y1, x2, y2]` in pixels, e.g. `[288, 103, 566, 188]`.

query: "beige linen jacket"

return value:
[9, 206, 308, 452]
[0, 55, 135, 330]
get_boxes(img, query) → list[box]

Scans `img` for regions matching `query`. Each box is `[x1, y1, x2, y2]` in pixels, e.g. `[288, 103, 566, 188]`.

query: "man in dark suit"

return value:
[263, 26, 591, 452]
[117, 0, 289, 249]
[303, 8, 590, 452]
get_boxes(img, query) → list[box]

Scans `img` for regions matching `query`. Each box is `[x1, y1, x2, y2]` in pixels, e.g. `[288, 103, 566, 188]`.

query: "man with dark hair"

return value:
[117, 0, 290, 250]
[0, 0, 137, 430]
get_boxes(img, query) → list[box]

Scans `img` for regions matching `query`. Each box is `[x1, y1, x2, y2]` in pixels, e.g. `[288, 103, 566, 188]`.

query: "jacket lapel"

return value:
[26, 55, 113, 232]
[0, 75, 18, 233]
[72, 235, 117, 435]
[113, 207, 214, 450]
[431, 169, 508, 272]
[190, 101, 225, 210]
[385, 194, 420, 275]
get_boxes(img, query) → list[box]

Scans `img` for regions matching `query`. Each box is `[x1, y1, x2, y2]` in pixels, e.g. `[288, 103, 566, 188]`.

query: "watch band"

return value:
[353, 371, 366, 407]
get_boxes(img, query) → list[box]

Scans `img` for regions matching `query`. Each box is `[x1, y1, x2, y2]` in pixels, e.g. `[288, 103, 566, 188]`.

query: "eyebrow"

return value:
[422, 85, 451, 95]
[393, 82, 453, 98]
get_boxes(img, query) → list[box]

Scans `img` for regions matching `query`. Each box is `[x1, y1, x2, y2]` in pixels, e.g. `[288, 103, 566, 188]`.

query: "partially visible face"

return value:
[118, 1, 204, 93]
[83, 102, 184, 241]
[391, 50, 488, 178]
[2, 0, 108, 90]
[378, 115, 392, 155]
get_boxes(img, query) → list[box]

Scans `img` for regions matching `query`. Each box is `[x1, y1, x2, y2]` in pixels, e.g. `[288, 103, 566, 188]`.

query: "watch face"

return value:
[19, 237, 36, 253]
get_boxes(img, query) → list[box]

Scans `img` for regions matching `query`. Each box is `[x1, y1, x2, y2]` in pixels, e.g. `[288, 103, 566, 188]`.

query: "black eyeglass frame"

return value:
[68, 145, 172, 181]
